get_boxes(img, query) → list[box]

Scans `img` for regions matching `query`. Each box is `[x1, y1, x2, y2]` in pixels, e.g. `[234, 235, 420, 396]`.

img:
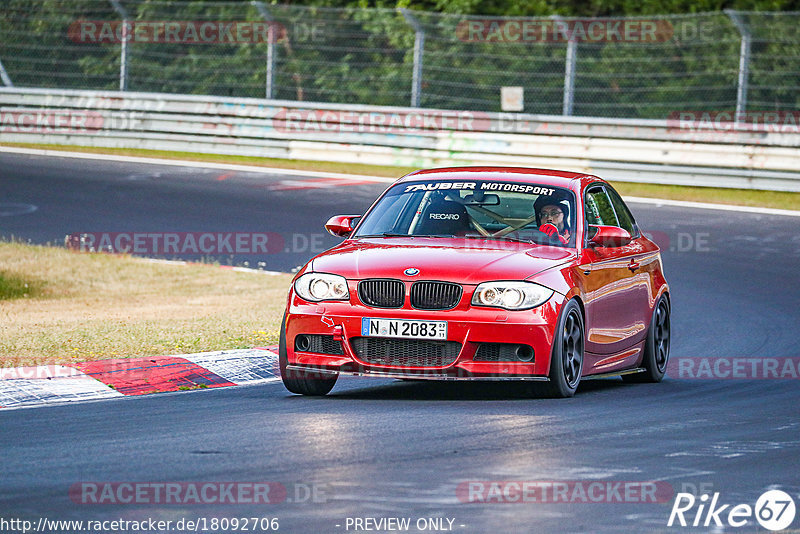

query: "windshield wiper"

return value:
[414, 234, 457, 238]
[472, 235, 534, 244]
[355, 232, 410, 238]
[357, 233, 462, 238]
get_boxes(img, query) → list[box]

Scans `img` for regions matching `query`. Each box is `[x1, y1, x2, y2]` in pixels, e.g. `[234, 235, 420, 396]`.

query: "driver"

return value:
[534, 195, 571, 244]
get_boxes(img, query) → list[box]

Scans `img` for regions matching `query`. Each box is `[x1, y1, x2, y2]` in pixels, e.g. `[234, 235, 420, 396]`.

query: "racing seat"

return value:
[415, 196, 472, 236]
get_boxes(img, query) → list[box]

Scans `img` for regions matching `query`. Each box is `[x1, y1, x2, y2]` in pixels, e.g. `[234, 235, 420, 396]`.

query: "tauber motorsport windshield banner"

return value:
[398, 181, 558, 196]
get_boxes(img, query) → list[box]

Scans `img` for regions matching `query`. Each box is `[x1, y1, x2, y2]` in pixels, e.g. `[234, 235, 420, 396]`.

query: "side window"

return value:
[585, 188, 618, 227]
[606, 187, 636, 235]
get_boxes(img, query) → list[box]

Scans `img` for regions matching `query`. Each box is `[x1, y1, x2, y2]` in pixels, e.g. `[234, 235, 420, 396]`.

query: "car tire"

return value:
[622, 295, 670, 383]
[538, 299, 584, 398]
[279, 314, 338, 396]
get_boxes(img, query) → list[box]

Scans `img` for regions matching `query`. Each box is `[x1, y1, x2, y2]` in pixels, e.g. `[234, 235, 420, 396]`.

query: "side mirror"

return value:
[325, 215, 360, 237]
[588, 225, 632, 247]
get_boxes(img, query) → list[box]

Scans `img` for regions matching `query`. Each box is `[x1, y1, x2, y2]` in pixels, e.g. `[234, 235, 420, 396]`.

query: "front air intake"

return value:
[351, 338, 461, 367]
[294, 334, 344, 355]
[474, 343, 534, 362]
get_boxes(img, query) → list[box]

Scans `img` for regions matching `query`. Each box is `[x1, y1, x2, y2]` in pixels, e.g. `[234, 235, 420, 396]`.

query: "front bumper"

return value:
[285, 291, 565, 379]
[284, 365, 551, 381]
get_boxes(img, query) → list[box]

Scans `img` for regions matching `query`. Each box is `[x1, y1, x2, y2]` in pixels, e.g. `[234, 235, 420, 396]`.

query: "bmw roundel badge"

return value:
[404, 268, 420, 276]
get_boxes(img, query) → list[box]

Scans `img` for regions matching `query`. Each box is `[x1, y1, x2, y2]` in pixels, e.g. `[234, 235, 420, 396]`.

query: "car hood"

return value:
[310, 237, 575, 284]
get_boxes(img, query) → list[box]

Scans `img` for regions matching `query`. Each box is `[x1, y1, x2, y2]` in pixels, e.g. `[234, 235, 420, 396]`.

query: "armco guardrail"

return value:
[1, 87, 799, 191]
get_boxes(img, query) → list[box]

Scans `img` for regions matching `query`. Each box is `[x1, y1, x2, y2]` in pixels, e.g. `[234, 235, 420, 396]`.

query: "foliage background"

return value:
[0, 0, 798, 117]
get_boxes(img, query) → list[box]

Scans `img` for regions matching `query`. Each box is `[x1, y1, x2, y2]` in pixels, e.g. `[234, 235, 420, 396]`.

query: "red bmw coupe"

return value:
[280, 167, 670, 397]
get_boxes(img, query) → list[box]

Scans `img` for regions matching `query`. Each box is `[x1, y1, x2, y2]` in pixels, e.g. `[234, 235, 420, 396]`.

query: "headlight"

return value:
[471, 281, 553, 310]
[294, 273, 349, 302]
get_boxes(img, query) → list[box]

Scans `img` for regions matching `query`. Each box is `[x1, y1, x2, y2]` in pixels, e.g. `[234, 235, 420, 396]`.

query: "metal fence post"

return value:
[0, 57, 13, 87]
[253, 1, 276, 100]
[109, 0, 129, 91]
[726, 10, 751, 122]
[400, 9, 425, 108]
[563, 37, 577, 116]
[554, 15, 578, 116]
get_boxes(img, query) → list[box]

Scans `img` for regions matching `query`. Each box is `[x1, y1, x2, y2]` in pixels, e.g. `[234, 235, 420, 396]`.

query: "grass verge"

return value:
[3, 143, 799, 211]
[0, 240, 292, 368]
[0, 271, 45, 300]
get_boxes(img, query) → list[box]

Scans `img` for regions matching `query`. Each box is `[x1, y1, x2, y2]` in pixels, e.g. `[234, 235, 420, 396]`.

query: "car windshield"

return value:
[353, 179, 577, 248]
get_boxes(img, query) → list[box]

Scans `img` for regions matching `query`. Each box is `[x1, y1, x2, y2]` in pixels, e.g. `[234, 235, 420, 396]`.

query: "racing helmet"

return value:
[533, 193, 572, 231]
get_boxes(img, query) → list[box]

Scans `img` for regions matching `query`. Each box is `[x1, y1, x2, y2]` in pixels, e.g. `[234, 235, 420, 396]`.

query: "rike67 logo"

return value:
[668, 490, 796, 531]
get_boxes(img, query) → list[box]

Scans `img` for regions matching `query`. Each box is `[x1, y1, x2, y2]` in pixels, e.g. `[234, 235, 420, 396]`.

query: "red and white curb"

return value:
[0, 347, 279, 410]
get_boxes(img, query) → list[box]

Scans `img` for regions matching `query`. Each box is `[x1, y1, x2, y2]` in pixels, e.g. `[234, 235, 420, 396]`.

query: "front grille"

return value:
[351, 337, 461, 368]
[410, 281, 462, 310]
[295, 334, 344, 355]
[474, 343, 534, 362]
[358, 279, 405, 308]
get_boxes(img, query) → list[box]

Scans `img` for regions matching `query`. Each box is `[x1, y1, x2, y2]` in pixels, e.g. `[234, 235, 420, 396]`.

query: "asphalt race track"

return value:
[0, 152, 388, 272]
[2, 152, 800, 533]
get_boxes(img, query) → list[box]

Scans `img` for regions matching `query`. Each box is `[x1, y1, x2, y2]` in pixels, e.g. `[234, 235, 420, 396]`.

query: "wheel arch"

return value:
[558, 290, 586, 325]
[654, 287, 671, 314]
[571, 294, 586, 322]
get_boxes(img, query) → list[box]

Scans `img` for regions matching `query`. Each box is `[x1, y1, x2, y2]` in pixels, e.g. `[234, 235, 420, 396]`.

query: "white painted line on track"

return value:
[137, 257, 286, 276]
[0, 202, 38, 216]
[2, 145, 798, 217]
[624, 196, 800, 217]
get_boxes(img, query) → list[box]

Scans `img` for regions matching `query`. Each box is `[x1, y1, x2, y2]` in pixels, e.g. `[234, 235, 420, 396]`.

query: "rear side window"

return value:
[585, 188, 618, 227]
[606, 187, 637, 236]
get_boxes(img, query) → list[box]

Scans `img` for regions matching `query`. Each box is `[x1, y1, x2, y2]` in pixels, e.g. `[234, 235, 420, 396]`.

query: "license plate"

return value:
[361, 317, 447, 340]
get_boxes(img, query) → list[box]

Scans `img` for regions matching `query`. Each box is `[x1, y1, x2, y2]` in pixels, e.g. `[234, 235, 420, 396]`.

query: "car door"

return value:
[578, 185, 650, 369]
